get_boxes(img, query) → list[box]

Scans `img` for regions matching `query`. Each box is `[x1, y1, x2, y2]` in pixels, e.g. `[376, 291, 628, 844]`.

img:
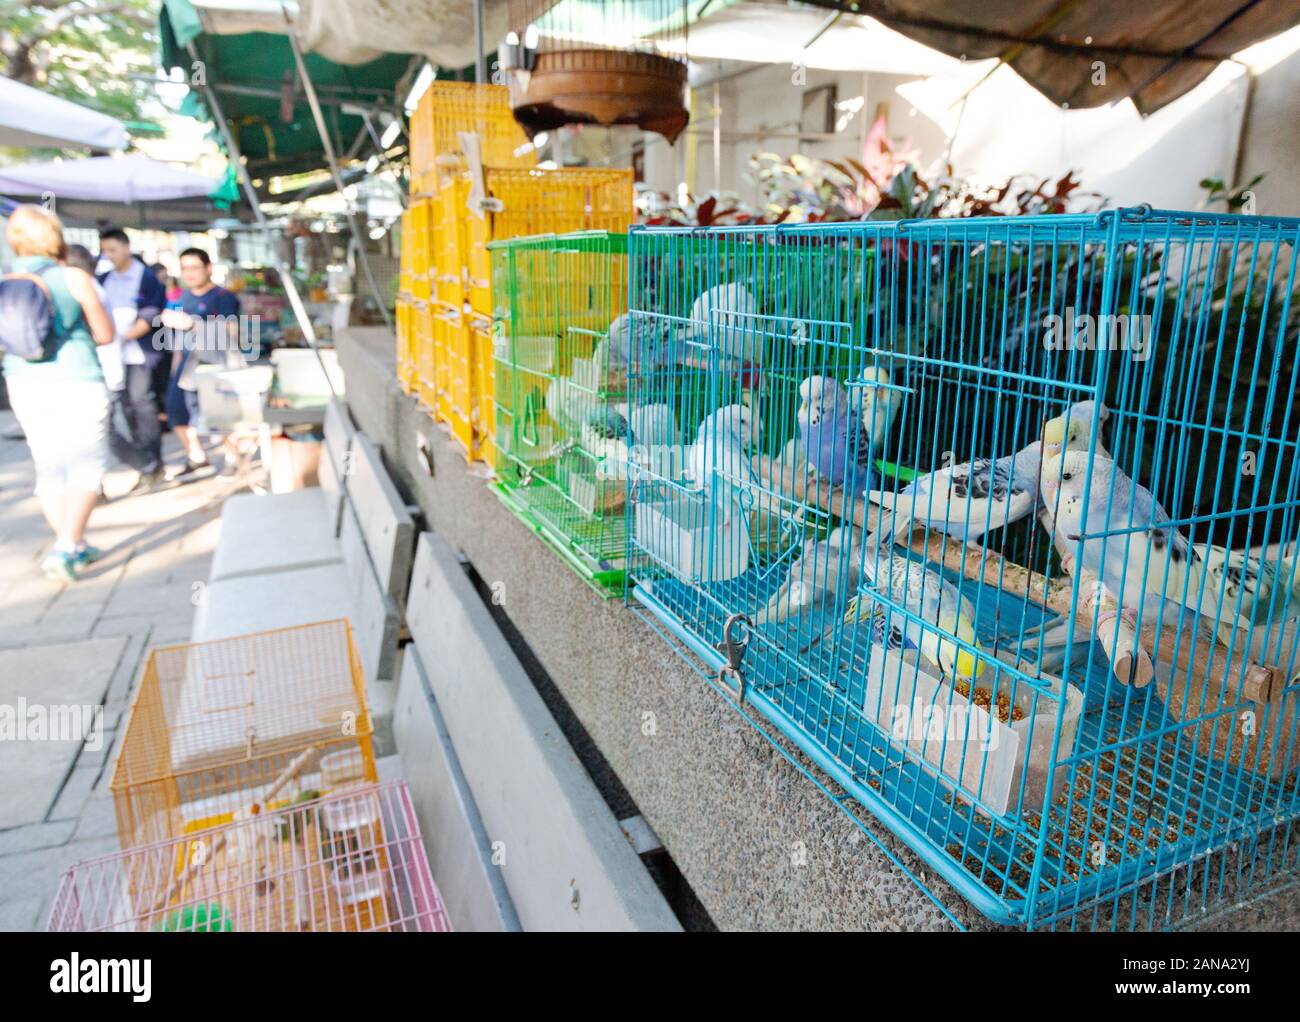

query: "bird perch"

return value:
[758, 457, 1293, 775]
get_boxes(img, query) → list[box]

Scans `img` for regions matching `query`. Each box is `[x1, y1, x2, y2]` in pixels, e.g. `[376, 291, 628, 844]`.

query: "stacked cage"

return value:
[395, 202, 417, 394]
[434, 167, 636, 464]
[404, 81, 535, 437]
[490, 231, 631, 593]
[50, 780, 452, 932]
[625, 208, 1300, 930]
[110, 620, 378, 852]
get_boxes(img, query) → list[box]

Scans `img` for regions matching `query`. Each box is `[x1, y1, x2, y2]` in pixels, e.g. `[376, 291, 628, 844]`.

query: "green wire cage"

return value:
[488, 231, 634, 595]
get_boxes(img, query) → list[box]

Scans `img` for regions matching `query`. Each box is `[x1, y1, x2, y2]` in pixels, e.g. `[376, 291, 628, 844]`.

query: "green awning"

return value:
[159, 0, 415, 185]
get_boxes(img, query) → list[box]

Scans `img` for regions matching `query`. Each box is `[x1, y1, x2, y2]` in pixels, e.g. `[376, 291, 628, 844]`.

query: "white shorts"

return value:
[7, 377, 111, 498]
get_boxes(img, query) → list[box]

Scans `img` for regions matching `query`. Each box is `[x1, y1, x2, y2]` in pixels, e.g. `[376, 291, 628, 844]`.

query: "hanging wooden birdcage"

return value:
[502, 0, 690, 143]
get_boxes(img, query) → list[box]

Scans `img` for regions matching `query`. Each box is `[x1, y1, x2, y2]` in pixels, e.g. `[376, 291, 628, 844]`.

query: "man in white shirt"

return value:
[98, 228, 166, 493]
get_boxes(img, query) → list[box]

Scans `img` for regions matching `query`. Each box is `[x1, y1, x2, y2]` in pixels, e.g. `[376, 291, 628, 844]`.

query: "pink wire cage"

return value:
[47, 780, 452, 933]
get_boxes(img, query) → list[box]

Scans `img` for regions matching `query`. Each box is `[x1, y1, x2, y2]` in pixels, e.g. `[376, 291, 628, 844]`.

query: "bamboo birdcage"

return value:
[503, 0, 691, 143]
[110, 621, 378, 852]
[51, 781, 451, 932]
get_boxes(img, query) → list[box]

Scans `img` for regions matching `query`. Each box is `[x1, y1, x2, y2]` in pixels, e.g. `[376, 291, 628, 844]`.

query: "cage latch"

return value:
[716, 613, 751, 706]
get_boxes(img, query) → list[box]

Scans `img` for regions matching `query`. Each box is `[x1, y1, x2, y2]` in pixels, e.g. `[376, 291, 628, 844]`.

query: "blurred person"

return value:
[97, 228, 167, 493]
[160, 247, 246, 478]
[1, 206, 115, 582]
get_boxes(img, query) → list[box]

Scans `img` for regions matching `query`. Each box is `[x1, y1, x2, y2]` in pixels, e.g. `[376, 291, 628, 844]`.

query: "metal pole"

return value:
[280, 6, 393, 329]
[474, 0, 487, 84]
[187, 41, 323, 357]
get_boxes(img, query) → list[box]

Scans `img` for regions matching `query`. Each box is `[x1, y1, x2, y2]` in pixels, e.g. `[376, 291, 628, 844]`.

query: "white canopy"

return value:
[0, 76, 129, 151]
[0, 155, 219, 204]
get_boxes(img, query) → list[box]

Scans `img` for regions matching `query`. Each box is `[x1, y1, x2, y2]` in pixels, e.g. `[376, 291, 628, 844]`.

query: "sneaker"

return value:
[41, 551, 78, 583]
[171, 458, 210, 480]
[72, 545, 104, 568]
[126, 469, 165, 496]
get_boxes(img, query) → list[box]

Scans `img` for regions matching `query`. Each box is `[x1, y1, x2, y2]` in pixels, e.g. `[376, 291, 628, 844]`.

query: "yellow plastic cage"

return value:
[408, 198, 433, 302]
[110, 620, 378, 851]
[464, 167, 635, 316]
[412, 299, 435, 410]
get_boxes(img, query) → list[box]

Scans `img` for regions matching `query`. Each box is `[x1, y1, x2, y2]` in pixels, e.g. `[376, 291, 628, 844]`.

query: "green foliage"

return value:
[0, 0, 159, 128]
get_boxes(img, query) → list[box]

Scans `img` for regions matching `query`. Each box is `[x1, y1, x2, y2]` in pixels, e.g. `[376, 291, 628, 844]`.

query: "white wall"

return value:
[628, 26, 1300, 218]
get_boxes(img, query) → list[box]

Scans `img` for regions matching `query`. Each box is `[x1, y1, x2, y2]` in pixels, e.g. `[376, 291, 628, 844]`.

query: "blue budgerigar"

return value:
[786, 375, 869, 489]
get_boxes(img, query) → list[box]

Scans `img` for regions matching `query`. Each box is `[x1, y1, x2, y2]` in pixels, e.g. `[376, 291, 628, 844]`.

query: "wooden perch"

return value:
[148, 745, 320, 917]
[758, 456, 1296, 776]
[1074, 571, 1155, 688]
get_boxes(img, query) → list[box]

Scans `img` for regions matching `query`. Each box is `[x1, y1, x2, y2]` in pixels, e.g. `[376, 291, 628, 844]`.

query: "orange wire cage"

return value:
[50, 780, 452, 932]
[109, 620, 378, 852]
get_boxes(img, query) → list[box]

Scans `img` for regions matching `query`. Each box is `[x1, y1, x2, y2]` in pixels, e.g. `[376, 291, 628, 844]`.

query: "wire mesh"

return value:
[465, 167, 635, 316]
[51, 780, 451, 933]
[110, 621, 378, 852]
[490, 231, 631, 593]
[507, 0, 692, 57]
[625, 208, 1300, 930]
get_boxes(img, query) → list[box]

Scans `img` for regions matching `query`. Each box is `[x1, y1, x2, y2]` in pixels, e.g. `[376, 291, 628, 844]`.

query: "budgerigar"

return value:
[628, 402, 680, 448]
[802, 549, 985, 681]
[581, 406, 631, 472]
[869, 440, 1045, 545]
[607, 311, 677, 371]
[1039, 450, 1256, 634]
[754, 525, 862, 628]
[785, 375, 872, 489]
[1041, 399, 1111, 458]
[1037, 399, 1112, 570]
[686, 404, 761, 497]
[683, 282, 763, 369]
[854, 364, 904, 455]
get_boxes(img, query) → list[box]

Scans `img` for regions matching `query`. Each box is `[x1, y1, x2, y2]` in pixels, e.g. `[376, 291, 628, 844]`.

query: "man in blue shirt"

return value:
[98, 228, 167, 494]
[159, 247, 244, 478]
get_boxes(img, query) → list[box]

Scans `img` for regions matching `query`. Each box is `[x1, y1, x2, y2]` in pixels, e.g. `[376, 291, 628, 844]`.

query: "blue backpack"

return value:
[0, 267, 61, 361]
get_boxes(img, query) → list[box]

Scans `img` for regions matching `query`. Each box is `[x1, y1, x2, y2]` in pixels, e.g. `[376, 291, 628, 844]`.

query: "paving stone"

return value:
[0, 895, 45, 933]
[0, 820, 76, 856]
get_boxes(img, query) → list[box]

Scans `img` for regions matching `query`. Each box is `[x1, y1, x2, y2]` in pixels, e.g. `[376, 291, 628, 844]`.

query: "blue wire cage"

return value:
[625, 207, 1300, 930]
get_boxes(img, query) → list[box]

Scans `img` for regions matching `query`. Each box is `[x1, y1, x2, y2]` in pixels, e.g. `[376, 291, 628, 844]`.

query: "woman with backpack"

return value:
[1, 205, 115, 582]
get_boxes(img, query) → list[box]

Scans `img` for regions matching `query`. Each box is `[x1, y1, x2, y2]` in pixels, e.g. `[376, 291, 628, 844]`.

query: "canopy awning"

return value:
[159, 0, 416, 183]
[0, 155, 223, 204]
[799, 0, 1300, 113]
[0, 76, 130, 151]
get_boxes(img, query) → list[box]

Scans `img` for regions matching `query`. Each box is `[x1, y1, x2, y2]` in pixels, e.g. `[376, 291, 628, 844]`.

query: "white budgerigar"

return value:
[869, 440, 1045, 545]
[628, 402, 680, 448]
[683, 282, 763, 369]
[803, 548, 985, 681]
[686, 404, 761, 498]
[1039, 450, 1256, 633]
[854, 364, 904, 454]
[754, 525, 862, 628]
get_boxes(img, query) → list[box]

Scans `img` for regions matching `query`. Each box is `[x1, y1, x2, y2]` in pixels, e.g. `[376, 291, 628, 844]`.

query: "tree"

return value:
[0, 0, 158, 124]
